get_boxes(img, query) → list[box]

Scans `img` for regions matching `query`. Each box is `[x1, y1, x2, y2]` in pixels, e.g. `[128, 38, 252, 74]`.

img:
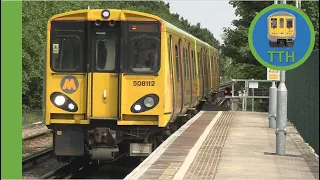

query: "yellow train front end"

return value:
[44, 9, 168, 162]
[268, 12, 295, 47]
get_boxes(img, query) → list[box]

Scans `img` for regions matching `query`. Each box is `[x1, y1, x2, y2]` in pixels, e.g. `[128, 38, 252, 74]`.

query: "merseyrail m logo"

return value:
[60, 76, 79, 94]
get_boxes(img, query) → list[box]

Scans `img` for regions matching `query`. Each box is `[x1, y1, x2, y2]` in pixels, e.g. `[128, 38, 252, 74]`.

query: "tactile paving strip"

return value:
[183, 111, 235, 180]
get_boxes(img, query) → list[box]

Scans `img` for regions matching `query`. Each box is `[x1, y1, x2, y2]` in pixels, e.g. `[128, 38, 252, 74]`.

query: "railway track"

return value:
[39, 163, 73, 179]
[22, 130, 53, 165]
[23, 148, 53, 167]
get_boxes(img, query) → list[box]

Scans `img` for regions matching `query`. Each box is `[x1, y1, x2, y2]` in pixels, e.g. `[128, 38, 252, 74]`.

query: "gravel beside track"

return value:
[23, 122, 49, 139]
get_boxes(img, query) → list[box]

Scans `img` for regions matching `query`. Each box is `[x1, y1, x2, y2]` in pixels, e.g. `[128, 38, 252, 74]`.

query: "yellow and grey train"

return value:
[268, 11, 296, 47]
[44, 9, 220, 162]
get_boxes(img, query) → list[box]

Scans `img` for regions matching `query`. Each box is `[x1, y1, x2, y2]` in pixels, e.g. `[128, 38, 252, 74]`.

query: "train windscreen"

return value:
[127, 22, 161, 74]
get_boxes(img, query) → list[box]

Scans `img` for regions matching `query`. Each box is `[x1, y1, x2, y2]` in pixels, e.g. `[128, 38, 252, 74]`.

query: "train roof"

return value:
[162, 20, 216, 50]
[269, 11, 295, 17]
[48, 9, 217, 51]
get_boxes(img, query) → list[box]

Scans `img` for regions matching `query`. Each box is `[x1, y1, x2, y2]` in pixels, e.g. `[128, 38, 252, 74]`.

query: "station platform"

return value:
[124, 111, 319, 180]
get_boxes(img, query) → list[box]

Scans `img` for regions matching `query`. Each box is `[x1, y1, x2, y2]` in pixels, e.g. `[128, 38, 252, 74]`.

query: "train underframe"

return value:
[48, 92, 218, 163]
[269, 38, 294, 47]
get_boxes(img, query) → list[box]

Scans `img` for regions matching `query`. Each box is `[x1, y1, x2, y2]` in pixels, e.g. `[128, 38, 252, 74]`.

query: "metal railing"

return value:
[224, 79, 274, 112]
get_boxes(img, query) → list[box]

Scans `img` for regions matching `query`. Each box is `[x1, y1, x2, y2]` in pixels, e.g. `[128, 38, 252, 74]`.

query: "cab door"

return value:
[90, 29, 120, 119]
[278, 17, 285, 37]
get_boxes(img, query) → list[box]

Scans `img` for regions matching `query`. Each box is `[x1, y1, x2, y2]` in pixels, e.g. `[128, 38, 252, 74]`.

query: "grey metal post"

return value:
[276, 71, 287, 155]
[269, 81, 277, 128]
[232, 80, 235, 98]
[252, 87, 255, 112]
[245, 81, 248, 111]
[231, 80, 235, 110]
[242, 90, 245, 111]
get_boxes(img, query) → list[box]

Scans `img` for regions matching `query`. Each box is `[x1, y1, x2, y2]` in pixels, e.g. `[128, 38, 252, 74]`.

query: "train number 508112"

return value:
[133, 81, 155, 86]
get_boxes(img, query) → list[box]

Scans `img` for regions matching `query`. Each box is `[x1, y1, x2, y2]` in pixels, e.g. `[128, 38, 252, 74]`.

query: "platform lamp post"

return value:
[275, 0, 299, 156]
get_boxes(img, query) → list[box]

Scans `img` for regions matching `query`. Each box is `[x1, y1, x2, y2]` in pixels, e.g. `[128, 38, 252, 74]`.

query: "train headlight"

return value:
[101, 10, 110, 19]
[134, 104, 142, 111]
[68, 103, 75, 110]
[144, 97, 155, 108]
[50, 92, 78, 112]
[54, 95, 66, 106]
[130, 94, 159, 113]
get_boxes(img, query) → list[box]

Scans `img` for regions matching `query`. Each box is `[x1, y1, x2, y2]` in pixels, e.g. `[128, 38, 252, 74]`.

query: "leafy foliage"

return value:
[220, 1, 319, 79]
[22, 1, 219, 109]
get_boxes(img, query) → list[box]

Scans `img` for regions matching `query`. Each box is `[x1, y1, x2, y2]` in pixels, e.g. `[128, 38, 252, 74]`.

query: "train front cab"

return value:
[268, 12, 295, 47]
[44, 9, 168, 161]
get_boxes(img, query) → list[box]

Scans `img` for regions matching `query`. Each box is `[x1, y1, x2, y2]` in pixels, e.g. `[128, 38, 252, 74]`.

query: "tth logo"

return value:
[60, 76, 79, 94]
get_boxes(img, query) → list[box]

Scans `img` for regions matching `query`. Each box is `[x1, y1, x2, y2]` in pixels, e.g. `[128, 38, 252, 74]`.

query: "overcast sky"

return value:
[162, 0, 237, 44]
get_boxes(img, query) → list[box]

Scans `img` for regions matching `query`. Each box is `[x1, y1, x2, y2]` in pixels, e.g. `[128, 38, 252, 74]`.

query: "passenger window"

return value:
[183, 48, 186, 80]
[198, 52, 202, 77]
[175, 45, 180, 81]
[287, 19, 293, 28]
[51, 37, 81, 71]
[203, 53, 206, 75]
[191, 49, 194, 78]
[212, 55, 214, 75]
[96, 39, 116, 71]
[271, 18, 277, 28]
[193, 51, 196, 78]
[186, 48, 190, 80]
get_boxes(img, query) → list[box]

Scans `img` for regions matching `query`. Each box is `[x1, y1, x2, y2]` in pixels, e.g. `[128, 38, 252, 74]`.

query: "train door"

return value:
[183, 45, 192, 110]
[169, 35, 178, 116]
[191, 49, 198, 107]
[200, 49, 205, 99]
[279, 17, 285, 36]
[90, 28, 120, 119]
[204, 50, 208, 96]
[188, 44, 194, 107]
[174, 39, 184, 114]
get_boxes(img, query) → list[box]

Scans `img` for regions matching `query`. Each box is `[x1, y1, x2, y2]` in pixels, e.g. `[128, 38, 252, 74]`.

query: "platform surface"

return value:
[124, 111, 319, 180]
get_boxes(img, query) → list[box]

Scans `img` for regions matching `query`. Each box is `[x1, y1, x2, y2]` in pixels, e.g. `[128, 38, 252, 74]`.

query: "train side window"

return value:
[191, 50, 194, 78]
[280, 18, 284, 28]
[175, 45, 180, 81]
[186, 48, 190, 80]
[201, 51, 204, 76]
[95, 39, 116, 71]
[212, 55, 214, 75]
[198, 52, 202, 77]
[271, 18, 277, 28]
[168, 37, 173, 79]
[193, 51, 196, 78]
[204, 52, 206, 75]
[183, 48, 186, 80]
[287, 19, 293, 28]
[51, 37, 81, 71]
[204, 51, 207, 75]
[197, 52, 200, 77]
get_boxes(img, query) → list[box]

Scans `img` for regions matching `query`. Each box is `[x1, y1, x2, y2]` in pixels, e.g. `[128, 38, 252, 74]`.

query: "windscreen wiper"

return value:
[133, 34, 147, 55]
